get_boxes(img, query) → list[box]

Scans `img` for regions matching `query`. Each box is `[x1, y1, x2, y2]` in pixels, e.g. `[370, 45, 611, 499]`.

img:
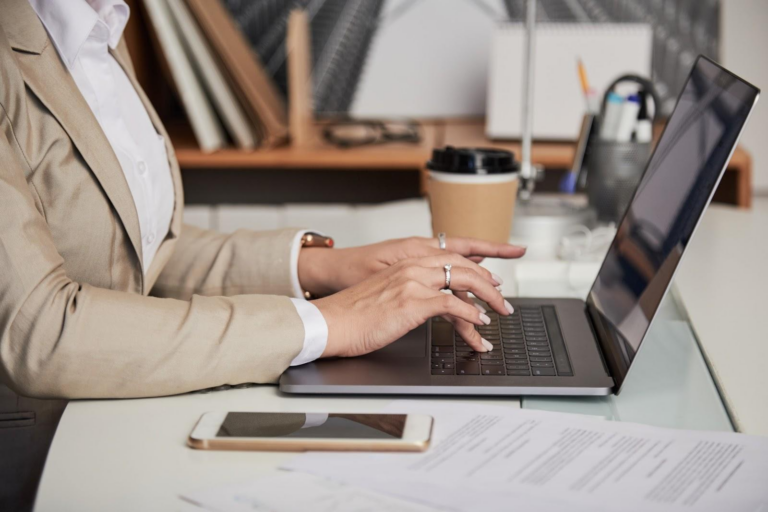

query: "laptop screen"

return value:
[587, 56, 759, 391]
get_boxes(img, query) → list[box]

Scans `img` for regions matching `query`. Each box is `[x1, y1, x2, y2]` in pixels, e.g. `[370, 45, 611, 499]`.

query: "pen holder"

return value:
[586, 140, 651, 223]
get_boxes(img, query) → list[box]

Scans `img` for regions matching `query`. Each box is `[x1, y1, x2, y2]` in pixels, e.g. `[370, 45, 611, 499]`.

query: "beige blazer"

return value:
[0, 0, 305, 399]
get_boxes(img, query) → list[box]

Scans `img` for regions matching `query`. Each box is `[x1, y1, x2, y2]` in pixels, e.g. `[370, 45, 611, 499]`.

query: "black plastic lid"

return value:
[427, 147, 518, 175]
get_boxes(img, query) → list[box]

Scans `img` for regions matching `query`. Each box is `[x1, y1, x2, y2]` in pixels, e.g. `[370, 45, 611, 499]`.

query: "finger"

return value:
[443, 237, 527, 259]
[455, 290, 486, 314]
[423, 292, 488, 329]
[408, 253, 501, 286]
[445, 315, 492, 353]
[423, 267, 513, 317]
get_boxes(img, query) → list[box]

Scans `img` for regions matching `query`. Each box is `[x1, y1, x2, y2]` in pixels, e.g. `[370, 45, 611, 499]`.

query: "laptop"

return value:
[280, 56, 760, 397]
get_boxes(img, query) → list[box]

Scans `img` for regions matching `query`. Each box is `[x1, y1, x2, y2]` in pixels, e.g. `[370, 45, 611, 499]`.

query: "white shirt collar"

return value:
[29, 0, 130, 66]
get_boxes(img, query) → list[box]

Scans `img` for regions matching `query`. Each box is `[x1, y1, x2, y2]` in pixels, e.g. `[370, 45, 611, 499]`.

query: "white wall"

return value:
[184, 200, 433, 248]
[721, 0, 768, 194]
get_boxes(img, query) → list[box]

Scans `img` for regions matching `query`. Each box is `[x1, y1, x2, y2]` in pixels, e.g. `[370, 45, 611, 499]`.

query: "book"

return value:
[287, 9, 314, 147]
[142, 0, 226, 153]
[185, 0, 288, 147]
[166, 0, 258, 149]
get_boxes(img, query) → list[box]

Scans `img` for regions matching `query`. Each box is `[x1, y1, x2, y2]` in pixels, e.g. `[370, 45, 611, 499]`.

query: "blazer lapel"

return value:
[13, 44, 146, 274]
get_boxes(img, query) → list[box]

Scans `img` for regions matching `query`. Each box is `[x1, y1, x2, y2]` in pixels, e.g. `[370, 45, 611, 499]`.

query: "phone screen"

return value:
[215, 412, 407, 439]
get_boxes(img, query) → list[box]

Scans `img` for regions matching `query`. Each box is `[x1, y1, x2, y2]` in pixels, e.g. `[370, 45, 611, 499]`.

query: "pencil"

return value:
[577, 58, 590, 95]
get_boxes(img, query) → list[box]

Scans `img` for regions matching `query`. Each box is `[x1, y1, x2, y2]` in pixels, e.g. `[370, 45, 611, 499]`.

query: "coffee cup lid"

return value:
[427, 147, 518, 175]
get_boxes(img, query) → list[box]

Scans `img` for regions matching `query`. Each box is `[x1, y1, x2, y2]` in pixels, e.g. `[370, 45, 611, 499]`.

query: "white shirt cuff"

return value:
[289, 298, 329, 366]
[301, 413, 329, 429]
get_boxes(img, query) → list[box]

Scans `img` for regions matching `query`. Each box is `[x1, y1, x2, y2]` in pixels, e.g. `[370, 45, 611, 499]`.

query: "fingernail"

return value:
[474, 303, 487, 314]
[491, 273, 504, 285]
[504, 300, 514, 314]
[479, 313, 491, 325]
[518, 244, 528, 250]
[482, 338, 494, 352]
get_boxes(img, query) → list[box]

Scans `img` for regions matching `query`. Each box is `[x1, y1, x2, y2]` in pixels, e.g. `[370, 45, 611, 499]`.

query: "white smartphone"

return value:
[188, 411, 433, 452]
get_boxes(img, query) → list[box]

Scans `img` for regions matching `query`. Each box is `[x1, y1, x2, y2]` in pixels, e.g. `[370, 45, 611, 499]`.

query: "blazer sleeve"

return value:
[150, 224, 301, 300]
[0, 123, 304, 400]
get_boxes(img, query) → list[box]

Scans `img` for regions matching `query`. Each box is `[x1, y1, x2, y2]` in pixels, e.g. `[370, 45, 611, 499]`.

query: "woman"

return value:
[0, 0, 524, 400]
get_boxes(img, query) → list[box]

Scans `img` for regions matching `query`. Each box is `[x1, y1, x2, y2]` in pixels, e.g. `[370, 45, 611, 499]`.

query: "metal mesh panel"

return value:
[502, 0, 721, 115]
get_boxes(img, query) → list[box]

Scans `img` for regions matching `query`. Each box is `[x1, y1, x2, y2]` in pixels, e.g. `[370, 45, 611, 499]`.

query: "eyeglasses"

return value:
[322, 118, 422, 148]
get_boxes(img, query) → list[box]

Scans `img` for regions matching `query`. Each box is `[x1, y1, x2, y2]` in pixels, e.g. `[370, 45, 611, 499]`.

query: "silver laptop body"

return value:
[280, 56, 760, 397]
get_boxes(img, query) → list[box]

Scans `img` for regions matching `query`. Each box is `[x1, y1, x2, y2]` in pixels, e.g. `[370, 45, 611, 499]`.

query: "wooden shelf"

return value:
[169, 118, 753, 208]
[170, 119, 579, 171]
[169, 119, 444, 170]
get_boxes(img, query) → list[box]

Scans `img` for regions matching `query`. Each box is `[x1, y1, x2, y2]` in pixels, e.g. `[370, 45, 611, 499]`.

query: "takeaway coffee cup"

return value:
[426, 147, 519, 243]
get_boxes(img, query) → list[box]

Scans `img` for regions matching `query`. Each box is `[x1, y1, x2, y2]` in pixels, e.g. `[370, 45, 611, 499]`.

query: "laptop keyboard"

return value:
[431, 305, 573, 377]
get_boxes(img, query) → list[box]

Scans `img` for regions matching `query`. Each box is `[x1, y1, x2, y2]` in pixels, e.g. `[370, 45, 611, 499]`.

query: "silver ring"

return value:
[443, 264, 452, 290]
[438, 232, 447, 250]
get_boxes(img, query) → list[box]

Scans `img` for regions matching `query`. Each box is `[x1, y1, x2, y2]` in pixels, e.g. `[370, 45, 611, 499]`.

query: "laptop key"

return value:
[482, 367, 505, 375]
[431, 362, 441, 369]
[531, 362, 554, 368]
[456, 356, 478, 362]
[532, 367, 556, 376]
[529, 357, 553, 362]
[432, 369, 452, 375]
[506, 364, 529, 370]
[456, 362, 480, 375]
[443, 363, 455, 369]
[508, 370, 531, 376]
[507, 354, 527, 360]
[480, 360, 503, 366]
[431, 320, 455, 346]
[480, 353, 502, 360]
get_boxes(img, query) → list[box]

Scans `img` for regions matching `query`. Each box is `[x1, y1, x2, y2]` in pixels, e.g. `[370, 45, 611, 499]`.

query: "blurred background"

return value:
[126, 0, 767, 247]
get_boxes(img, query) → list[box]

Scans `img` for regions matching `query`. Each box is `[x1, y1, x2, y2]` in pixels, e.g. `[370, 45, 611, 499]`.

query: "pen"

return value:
[615, 94, 641, 142]
[599, 92, 624, 141]
[634, 90, 653, 143]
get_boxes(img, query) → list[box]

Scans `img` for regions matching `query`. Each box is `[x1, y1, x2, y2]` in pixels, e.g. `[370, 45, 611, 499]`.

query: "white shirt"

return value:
[30, 0, 327, 366]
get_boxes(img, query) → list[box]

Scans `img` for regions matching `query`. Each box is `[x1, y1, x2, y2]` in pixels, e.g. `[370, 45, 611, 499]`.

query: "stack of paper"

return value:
[183, 471, 440, 512]
[185, 401, 768, 512]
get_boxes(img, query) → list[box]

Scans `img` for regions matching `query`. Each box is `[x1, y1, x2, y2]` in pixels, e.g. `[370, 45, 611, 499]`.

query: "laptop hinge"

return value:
[585, 305, 612, 378]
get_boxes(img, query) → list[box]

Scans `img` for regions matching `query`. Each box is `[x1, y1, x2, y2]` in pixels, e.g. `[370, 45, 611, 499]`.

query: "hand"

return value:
[298, 236, 526, 297]
[313, 254, 515, 358]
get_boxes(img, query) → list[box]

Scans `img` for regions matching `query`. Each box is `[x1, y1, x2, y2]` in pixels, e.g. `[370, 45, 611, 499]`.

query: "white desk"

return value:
[675, 199, 768, 436]
[35, 199, 753, 511]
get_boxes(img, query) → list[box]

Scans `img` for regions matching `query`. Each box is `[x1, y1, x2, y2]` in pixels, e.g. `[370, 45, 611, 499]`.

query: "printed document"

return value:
[181, 471, 440, 512]
[283, 401, 768, 512]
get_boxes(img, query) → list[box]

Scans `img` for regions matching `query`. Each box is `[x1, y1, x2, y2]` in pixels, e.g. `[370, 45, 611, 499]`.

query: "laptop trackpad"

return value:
[370, 324, 427, 358]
